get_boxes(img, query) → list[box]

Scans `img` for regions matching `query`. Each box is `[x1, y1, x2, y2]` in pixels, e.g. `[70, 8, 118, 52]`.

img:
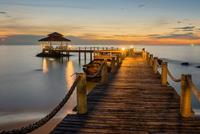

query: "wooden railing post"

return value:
[116, 56, 120, 67]
[149, 54, 153, 66]
[146, 52, 150, 62]
[161, 62, 168, 86]
[116, 55, 122, 66]
[180, 74, 192, 117]
[111, 57, 116, 73]
[101, 61, 109, 84]
[153, 57, 158, 74]
[77, 73, 87, 114]
[128, 49, 132, 56]
[142, 48, 146, 59]
[130, 48, 134, 56]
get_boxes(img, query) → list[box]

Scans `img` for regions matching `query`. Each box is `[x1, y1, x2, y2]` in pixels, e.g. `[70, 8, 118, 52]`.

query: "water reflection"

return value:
[64, 60, 77, 114]
[42, 58, 48, 74]
[65, 60, 75, 89]
[1, 45, 200, 131]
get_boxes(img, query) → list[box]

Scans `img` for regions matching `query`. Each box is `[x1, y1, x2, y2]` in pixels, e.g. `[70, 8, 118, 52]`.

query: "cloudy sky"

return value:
[0, 0, 200, 45]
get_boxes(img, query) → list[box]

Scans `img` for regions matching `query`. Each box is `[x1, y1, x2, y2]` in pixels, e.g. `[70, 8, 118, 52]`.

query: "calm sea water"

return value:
[0, 45, 200, 130]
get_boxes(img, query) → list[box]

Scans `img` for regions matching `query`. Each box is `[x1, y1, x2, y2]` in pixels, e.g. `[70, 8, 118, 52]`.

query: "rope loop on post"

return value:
[167, 68, 181, 82]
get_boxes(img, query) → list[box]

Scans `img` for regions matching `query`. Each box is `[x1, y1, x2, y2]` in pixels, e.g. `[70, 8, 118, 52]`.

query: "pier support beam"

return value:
[84, 47, 87, 63]
[90, 52, 92, 62]
[180, 74, 192, 117]
[77, 73, 87, 114]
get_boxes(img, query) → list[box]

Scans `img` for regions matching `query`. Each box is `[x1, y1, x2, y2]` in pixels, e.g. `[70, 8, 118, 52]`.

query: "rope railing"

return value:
[147, 53, 181, 83]
[0, 75, 82, 134]
[166, 68, 181, 82]
[188, 77, 200, 103]
[143, 49, 200, 118]
[0, 54, 123, 134]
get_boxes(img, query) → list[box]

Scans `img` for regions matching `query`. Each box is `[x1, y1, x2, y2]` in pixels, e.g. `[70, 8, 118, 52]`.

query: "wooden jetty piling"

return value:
[149, 54, 153, 66]
[180, 74, 192, 117]
[146, 52, 150, 64]
[161, 62, 168, 86]
[77, 73, 87, 114]
[142, 48, 146, 59]
[153, 57, 158, 74]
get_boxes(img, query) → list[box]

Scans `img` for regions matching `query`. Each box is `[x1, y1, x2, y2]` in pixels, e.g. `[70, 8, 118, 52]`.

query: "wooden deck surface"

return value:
[51, 56, 200, 134]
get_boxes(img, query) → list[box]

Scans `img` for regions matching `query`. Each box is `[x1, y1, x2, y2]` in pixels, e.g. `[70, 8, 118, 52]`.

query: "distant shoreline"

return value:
[1, 44, 200, 46]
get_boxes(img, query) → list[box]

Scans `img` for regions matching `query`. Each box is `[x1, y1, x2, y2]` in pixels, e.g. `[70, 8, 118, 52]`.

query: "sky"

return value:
[0, 0, 200, 45]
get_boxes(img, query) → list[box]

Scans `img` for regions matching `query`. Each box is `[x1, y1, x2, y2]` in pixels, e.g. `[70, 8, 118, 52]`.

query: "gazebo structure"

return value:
[39, 32, 71, 51]
[37, 32, 71, 57]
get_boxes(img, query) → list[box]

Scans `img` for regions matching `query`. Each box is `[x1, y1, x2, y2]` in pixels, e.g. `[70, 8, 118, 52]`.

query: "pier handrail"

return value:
[144, 50, 200, 117]
[166, 67, 181, 82]
[188, 77, 200, 103]
[0, 75, 83, 134]
[150, 56, 181, 83]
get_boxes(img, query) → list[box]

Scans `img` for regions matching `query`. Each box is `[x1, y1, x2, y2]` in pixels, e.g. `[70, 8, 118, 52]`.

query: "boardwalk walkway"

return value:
[51, 55, 200, 134]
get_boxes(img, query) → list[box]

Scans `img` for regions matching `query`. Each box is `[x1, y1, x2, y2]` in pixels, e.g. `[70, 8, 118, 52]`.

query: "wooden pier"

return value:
[51, 52, 200, 134]
[2, 49, 200, 134]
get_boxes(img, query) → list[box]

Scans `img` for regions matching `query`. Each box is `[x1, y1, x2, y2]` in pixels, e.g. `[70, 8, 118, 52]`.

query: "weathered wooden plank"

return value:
[51, 56, 200, 134]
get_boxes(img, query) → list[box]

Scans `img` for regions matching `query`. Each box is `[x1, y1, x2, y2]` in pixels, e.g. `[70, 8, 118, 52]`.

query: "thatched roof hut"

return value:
[39, 32, 71, 42]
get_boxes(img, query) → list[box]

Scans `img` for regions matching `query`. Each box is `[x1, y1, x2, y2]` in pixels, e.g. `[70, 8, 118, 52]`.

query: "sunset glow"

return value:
[0, 0, 200, 45]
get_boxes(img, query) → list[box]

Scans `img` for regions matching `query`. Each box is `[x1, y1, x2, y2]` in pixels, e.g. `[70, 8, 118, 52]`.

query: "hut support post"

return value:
[84, 47, 87, 63]
[180, 74, 192, 117]
[161, 62, 168, 86]
[90, 52, 92, 62]
[90, 47, 92, 62]
[77, 73, 87, 114]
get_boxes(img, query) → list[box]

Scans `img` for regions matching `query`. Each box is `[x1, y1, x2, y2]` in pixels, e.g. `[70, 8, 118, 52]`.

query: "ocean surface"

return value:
[0, 45, 200, 131]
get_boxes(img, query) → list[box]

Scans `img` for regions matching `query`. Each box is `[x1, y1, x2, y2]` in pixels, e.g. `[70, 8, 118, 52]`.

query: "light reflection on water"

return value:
[0, 45, 200, 130]
[42, 58, 48, 74]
